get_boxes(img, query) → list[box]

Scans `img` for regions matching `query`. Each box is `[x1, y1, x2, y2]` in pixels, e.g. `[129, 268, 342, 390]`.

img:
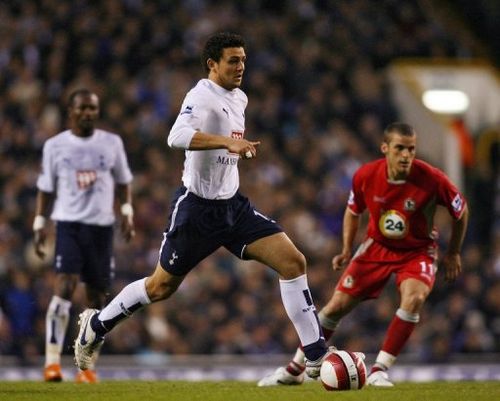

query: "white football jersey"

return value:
[168, 79, 247, 199]
[37, 129, 133, 225]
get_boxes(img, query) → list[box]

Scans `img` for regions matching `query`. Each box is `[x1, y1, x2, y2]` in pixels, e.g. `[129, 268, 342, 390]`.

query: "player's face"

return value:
[381, 133, 416, 180]
[69, 93, 100, 136]
[209, 47, 246, 90]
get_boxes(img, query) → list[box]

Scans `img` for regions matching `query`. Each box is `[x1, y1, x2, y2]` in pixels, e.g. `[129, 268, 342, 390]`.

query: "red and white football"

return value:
[320, 350, 367, 391]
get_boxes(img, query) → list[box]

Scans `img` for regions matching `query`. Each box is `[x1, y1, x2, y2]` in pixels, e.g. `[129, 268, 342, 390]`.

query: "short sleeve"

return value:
[347, 169, 366, 215]
[36, 140, 55, 192]
[112, 136, 133, 184]
[435, 169, 466, 219]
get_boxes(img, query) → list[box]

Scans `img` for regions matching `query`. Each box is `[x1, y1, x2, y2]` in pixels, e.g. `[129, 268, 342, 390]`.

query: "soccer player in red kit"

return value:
[258, 122, 469, 387]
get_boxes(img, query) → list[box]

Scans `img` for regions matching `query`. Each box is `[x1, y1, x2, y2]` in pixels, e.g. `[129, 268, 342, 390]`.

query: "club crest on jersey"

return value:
[403, 198, 416, 211]
[76, 170, 97, 189]
[343, 275, 354, 289]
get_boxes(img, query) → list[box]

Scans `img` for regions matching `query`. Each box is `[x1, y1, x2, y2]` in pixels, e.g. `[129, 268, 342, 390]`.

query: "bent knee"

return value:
[145, 271, 184, 302]
[278, 251, 307, 280]
[402, 291, 428, 311]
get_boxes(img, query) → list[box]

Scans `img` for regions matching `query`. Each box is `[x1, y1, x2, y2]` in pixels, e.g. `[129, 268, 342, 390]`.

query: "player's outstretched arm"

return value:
[332, 208, 360, 270]
[116, 183, 135, 242]
[188, 131, 260, 158]
[442, 204, 469, 282]
[33, 191, 54, 259]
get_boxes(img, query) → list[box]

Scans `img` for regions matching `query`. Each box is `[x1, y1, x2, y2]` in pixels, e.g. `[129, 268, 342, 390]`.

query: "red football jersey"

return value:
[347, 158, 466, 250]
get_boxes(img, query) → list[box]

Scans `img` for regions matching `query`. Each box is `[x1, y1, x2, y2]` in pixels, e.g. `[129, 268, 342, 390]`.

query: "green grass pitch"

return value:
[1, 381, 499, 401]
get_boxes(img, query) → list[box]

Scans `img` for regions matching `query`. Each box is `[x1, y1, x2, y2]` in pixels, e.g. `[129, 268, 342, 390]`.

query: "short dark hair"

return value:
[383, 122, 416, 143]
[68, 88, 95, 107]
[201, 32, 245, 73]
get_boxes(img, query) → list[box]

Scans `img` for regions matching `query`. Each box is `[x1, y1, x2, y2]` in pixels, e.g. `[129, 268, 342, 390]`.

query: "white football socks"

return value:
[373, 350, 397, 371]
[97, 278, 151, 329]
[396, 307, 420, 323]
[45, 295, 71, 366]
[291, 347, 306, 368]
[279, 274, 323, 348]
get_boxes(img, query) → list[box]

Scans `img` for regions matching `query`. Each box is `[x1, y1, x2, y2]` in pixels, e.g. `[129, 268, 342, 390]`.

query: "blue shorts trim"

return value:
[54, 221, 114, 290]
[159, 187, 282, 275]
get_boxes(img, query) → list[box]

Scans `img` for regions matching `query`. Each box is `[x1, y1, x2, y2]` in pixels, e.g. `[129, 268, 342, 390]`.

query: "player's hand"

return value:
[332, 251, 351, 271]
[121, 215, 135, 242]
[34, 229, 47, 259]
[441, 252, 461, 283]
[227, 138, 261, 159]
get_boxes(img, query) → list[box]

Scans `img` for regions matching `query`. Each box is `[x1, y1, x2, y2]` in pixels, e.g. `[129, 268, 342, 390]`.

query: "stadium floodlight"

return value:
[421, 89, 470, 114]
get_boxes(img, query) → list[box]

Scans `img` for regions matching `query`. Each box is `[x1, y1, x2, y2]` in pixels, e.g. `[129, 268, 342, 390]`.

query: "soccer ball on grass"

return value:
[320, 350, 366, 391]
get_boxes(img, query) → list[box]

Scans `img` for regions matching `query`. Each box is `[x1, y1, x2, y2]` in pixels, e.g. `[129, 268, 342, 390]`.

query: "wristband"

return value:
[33, 215, 46, 231]
[120, 203, 134, 217]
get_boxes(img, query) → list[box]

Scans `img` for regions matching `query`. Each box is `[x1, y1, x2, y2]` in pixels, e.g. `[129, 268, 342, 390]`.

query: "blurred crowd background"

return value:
[0, 0, 498, 367]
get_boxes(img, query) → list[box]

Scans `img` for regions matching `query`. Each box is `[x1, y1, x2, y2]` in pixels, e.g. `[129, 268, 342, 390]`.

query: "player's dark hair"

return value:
[383, 122, 416, 143]
[68, 88, 94, 107]
[201, 32, 245, 73]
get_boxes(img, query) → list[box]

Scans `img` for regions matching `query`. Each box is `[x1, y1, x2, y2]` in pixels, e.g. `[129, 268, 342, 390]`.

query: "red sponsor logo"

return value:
[76, 170, 97, 189]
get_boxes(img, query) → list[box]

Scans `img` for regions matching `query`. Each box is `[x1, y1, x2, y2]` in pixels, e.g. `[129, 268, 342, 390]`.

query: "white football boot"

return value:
[74, 309, 104, 371]
[304, 346, 336, 379]
[257, 367, 304, 387]
[367, 370, 394, 387]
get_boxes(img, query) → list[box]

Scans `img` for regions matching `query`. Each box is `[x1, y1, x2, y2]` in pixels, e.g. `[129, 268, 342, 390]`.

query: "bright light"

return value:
[422, 90, 470, 114]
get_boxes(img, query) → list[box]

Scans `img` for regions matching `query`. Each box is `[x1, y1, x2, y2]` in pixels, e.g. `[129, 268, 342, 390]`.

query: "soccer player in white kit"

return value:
[34, 89, 135, 383]
[74, 32, 331, 378]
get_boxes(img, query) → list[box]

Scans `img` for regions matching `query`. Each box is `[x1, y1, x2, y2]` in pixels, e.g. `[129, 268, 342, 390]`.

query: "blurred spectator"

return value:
[2, 270, 39, 364]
